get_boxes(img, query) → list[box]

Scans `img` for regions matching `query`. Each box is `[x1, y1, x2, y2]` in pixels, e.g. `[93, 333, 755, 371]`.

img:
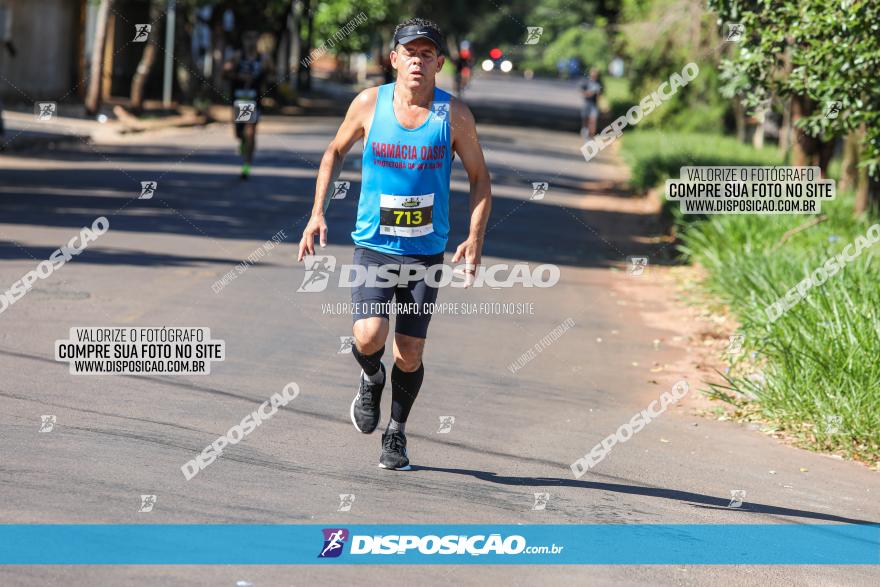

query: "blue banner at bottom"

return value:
[0, 524, 878, 564]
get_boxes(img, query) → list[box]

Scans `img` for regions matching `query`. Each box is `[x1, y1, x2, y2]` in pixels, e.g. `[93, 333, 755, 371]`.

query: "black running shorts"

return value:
[350, 246, 444, 339]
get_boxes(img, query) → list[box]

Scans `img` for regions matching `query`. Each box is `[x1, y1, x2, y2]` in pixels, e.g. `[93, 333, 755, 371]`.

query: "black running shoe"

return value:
[350, 364, 385, 434]
[378, 430, 411, 471]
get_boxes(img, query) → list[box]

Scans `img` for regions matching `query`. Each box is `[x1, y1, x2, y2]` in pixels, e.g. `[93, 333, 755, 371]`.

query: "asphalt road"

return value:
[0, 93, 878, 585]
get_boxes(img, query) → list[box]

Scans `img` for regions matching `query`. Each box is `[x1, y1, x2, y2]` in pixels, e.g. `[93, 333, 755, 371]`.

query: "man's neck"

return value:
[394, 81, 435, 107]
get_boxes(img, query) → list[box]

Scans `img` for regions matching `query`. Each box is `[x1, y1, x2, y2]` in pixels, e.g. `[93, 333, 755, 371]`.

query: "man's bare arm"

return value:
[450, 97, 492, 275]
[298, 88, 377, 262]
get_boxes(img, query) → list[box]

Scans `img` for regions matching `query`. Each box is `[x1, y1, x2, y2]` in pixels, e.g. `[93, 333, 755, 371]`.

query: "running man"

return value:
[580, 67, 603, 140]
[224, 31, 271, 179]
[297, 17, 492, 470]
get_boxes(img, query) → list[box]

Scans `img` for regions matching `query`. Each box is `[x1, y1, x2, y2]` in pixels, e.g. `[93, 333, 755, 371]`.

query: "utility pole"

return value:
[85, 0, 113, 115]
[162, 0, 176, 106]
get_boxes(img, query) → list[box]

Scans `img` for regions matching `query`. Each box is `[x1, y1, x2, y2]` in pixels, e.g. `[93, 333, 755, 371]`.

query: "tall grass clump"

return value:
[679, 195, 880, 463]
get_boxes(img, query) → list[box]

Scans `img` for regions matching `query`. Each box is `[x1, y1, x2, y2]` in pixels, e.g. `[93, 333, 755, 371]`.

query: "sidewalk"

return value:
[0, 103, 210, 154]
[0, 110, 98, 152]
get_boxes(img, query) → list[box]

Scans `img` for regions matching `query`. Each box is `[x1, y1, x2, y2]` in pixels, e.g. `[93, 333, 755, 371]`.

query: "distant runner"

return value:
[580, 67, 602, 140]
[224, 30, 270, 179]
[298, 17, 492, 471]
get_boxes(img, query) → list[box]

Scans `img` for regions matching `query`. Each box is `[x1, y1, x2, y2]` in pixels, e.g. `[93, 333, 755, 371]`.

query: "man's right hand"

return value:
[298, 214, 328, 262]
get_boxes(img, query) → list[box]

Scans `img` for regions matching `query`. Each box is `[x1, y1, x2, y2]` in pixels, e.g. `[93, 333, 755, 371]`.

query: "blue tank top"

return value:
[352, 83, 452, 255]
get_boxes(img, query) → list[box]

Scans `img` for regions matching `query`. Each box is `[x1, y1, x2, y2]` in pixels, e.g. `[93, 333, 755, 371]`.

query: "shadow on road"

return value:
[1, 77, 682, 269]
[410, 465, 879, 526]
[0, 141, 664, 269]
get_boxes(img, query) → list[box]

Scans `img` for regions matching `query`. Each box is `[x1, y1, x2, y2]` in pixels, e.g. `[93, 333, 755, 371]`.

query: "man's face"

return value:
[391, 38, 444, 88]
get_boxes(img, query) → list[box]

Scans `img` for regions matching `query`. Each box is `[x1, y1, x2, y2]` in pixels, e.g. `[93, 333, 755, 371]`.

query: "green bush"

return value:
[620, 130, 785, 193]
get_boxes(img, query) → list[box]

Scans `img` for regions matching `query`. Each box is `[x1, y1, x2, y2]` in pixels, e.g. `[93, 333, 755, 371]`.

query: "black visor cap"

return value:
[392, 25, 444, 54]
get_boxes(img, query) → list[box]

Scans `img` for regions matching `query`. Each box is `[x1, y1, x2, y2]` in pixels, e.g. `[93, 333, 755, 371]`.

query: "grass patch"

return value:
[680, 194, 880, 464]
[621, 130, 880, 464]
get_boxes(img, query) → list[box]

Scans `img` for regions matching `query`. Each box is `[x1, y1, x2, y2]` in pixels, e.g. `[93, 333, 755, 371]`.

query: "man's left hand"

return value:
[451, 237, 483, 288]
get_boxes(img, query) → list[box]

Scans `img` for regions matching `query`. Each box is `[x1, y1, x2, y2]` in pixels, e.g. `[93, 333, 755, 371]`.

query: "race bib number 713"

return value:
[379, 193, 434, 237]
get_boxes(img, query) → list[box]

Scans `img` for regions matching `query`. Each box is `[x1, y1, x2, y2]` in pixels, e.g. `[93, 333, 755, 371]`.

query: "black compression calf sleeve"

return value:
[390, 362, 424, 423]
[352, 344, 385, 376]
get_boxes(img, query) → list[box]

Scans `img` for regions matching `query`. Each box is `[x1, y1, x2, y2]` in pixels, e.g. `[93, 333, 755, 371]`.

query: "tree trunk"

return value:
[210, 9, 227, 90]
[839, 129, 861, 193]
[85, 0, 113, 115]
[289, 1, 300, 91]
[297, 0, 312, 91]
[854, 166, 880, 217]
[778, 45, 793, 154]
[273, 0, 294, 74]
[752, 118, 765, 149]
[733, 97, 746, 143]
[790, 94, 810, 167]
[817, 139, 835, 177]
[779, 97, 791, 154]
[130, 2, 163, 112]
[174, 11, 196, 104]
[853, 124, 879, 216]
[130, 43, 157, 110]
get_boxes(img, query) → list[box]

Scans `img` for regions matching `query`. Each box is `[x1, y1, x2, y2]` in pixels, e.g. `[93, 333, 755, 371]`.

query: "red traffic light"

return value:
[489, 48, 502, 60]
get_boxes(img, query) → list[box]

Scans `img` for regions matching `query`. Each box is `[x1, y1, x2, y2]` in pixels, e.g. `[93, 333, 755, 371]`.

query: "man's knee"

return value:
[353, 318, 387, 354]
[394, 336, 424, 372]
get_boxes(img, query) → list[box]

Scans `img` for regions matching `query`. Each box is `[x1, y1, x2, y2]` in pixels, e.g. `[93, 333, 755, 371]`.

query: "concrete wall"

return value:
[0, 0, 80, 102]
